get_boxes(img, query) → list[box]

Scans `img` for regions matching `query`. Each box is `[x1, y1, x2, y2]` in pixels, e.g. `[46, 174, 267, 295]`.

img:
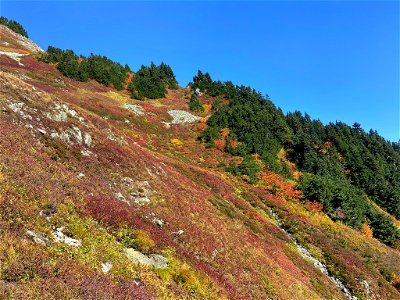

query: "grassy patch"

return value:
[209, 196, 238, 219]
[115, 226, 155, 254]
[155, 248, 224, 299]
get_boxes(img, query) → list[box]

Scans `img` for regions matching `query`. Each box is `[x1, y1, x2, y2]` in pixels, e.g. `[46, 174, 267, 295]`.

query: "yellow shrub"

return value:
[170, 138, 183, 146]
[361, 223, 373, 238]
[116, 227, 155, 254]
[134, 229, 155, 253]
[202, 103, 212, 113]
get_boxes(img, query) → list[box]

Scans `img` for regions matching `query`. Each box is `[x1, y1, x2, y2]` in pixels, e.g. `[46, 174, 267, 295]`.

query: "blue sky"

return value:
[2, 1, 399, 142]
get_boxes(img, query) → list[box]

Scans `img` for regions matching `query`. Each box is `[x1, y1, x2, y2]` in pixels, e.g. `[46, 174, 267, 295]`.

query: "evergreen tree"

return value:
[128, 62, 178, 99]
[0, 16, 28, 37]
[189, 95, 204, 112]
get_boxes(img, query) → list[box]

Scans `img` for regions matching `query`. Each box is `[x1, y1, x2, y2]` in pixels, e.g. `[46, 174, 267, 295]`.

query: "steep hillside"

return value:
[1, 23, 400, 300]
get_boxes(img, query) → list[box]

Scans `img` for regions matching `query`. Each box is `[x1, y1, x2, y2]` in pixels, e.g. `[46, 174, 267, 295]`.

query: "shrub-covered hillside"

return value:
[191, 71, 400, 246]
[1, 18, 400, 300]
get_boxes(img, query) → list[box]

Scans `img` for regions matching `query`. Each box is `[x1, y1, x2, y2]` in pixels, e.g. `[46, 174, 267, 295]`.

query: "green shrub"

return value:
[238, 156, 263, 184]
[189, 95, 204, 112]
[116, 227, 155, 254]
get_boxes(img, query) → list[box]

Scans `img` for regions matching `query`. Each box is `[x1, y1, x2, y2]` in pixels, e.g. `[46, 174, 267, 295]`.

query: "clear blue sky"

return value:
[2, 1, 399, 142]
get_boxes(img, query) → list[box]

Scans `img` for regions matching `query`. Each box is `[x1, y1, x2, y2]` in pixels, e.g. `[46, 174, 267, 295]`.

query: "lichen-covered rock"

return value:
[120, 178, 154, 205]
[115, 192, 130, 205]
[152, 216, 164, 227]
[52, 227, 82, 247]
[51, 126, 92, 147]
[45, 103, 85, 123]
[26, 230, 49, 245]
[101, 261, 113, 273]
[46, 110, 67, 122]
[167, 110, 201, 125]
[84, 132, 92, 146]
[124, 248, 168, 269]
[8, 101, 34, 120]
[106, 129, 127, 146]
[123, 103, 145, 116]
[0, 50, 27, 66]
[195, 88, 203, 96]
[134, 196, 151, 205]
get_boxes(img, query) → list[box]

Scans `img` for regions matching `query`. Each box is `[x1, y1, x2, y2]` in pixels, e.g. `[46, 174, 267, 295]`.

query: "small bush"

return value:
[85, 196, 132, 227]
[116, 227, 155, 254]
[238, 156, 263, 184]
[189, 95, 204, 112]
[156, 249, 214, 298]
[209, 196, 237, 219]
[170, 138, 183, 146]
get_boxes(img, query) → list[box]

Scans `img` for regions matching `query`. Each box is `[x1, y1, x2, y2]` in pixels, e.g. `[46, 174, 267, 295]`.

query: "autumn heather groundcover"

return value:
[0, 19, 399, 300]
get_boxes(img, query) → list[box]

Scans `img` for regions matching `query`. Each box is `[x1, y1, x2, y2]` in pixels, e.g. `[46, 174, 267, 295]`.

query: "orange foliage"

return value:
[253, 212, 269, 224]
[203, 103, 212, 113]
[252, 153, 260, 160]
[220, 127, 230, 138]
[200, 117, 208, 123]
[293, 170, 302, 181]
[125, 72, 134, 84]
[226, 136, 238, 149]
[193, 123, 208, 132]
[305, 200, 324, 213]
[361, 223, 373, 238]
[324, 141, 333, 148]
[259, 171, 302, 202]
[214, 139, 226, 151]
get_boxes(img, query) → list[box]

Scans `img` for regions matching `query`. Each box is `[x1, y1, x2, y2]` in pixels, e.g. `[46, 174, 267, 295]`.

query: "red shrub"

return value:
[85, 195, 133, 226]
[305, 200, 324, 213]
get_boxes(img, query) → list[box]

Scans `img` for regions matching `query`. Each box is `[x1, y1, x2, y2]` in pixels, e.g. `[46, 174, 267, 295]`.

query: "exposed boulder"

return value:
[52, 227, 82, 247]
[26, 230, 50, 246]
[195, 88, 203, 96]
[124, 248, 168, 269]
[50, 126, 92, 147]
[167, 110, 201, 125]
[101, 261, 113, 273]
[123, 103, 145, 116]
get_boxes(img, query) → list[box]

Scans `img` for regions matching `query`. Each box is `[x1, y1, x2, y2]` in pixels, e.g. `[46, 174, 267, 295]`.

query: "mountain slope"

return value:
[0, 24, 399, 300]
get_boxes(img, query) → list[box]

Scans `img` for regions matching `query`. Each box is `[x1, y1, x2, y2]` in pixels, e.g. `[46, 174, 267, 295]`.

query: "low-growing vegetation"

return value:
[1, 20, 400, 300]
